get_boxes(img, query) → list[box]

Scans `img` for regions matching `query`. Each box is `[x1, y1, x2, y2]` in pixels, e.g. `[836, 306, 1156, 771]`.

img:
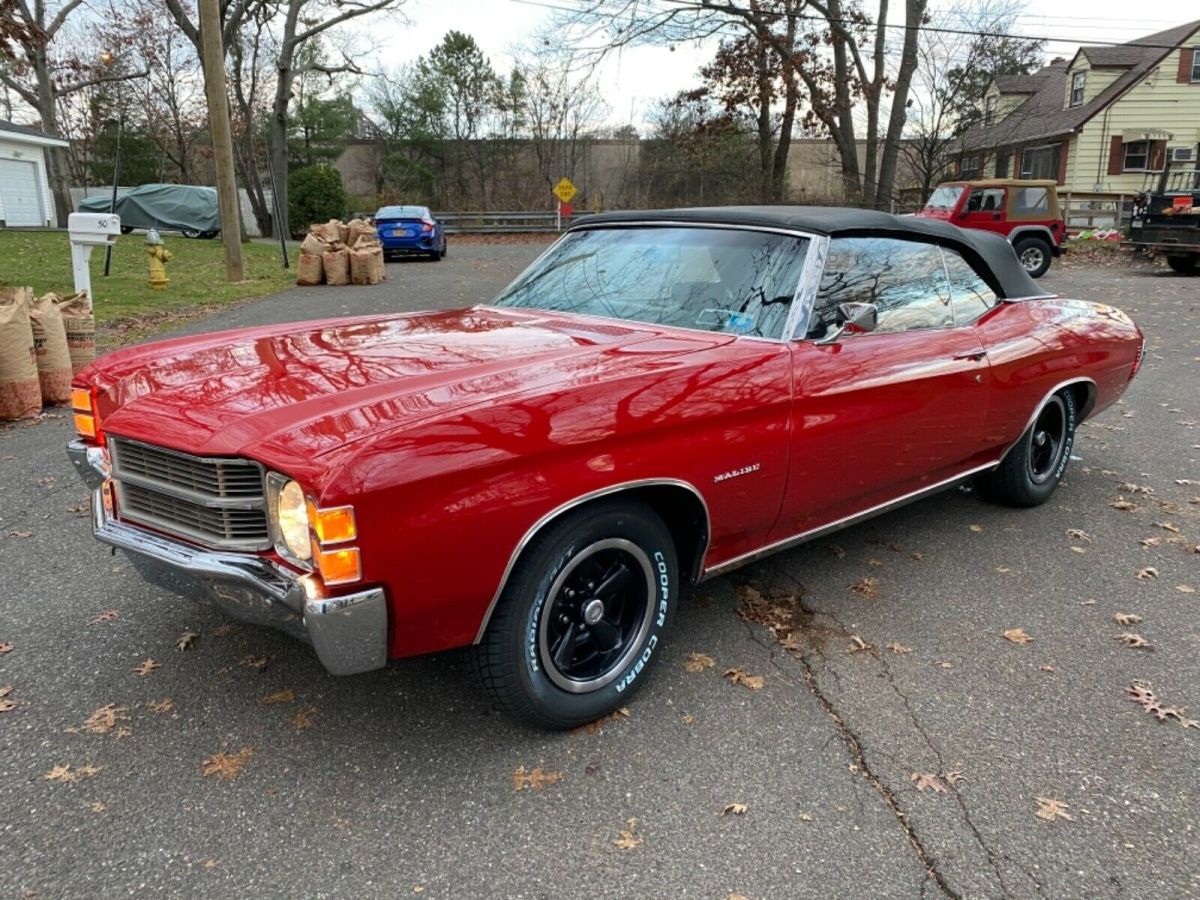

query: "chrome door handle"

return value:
[953, 351, 987, 361]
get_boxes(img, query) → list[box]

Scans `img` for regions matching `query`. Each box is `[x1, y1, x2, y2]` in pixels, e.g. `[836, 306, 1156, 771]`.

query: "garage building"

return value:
[0, 120, 68, 228]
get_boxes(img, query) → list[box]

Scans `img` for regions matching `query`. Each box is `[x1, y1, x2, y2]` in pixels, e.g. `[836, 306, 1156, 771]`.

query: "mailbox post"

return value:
[68, 213, 121, 312]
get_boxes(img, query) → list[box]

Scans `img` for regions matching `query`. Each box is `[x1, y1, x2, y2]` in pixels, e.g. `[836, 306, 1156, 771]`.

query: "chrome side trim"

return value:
[997, 377, 1097, 463]
[472, 478, 711, 644]
[700, 461, 1001, 580]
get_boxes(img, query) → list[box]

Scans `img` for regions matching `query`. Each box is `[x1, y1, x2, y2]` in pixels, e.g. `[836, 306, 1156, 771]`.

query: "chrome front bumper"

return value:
[67, 439, 387, 676]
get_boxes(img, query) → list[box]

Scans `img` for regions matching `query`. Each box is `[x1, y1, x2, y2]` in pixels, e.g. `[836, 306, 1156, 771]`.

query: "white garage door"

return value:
[0, 158, 45, 226]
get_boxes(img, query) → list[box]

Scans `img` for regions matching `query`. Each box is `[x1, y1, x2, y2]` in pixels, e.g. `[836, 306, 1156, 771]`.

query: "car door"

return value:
[958, 186, 1008, 237]
[771, 236, 994, 540]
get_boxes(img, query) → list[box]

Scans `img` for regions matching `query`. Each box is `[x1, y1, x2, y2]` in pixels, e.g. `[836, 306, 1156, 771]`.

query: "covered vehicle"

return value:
[374, 205, 446, 260]
[66, 207, 1143, 729]
[78, 184, 220, 239]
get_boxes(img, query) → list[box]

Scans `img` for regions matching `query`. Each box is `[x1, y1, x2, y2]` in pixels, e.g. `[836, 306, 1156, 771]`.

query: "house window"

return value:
[1020, 145, 1060, 180]
[1192, 48, 1200, 82]
[985, 96, 997, 126]
[1123, 140, 1150, 171]
[961, 155, 982, 179]
[1070, 72, 1085, 107]
[994, 150, 1011, 178]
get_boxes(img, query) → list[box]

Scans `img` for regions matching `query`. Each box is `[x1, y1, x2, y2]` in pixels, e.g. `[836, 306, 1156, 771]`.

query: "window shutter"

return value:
[1149, 140, 1167, 172]
[1178, 49, 1194, 84]
[1057, 140, 1070, 185]
[1107, 136, 1124, 176]
[1013, 148, 1023, 178]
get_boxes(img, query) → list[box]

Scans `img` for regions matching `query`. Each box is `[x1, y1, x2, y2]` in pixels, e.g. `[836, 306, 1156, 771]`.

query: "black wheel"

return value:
[979, 389, 1077, 507]
[1014, 236, 1053, 278]
[1166, 254, 1198, 275]
[439, 237, 447, 258]
[471, 500, 677, 730]
[179, 228, 201, 239]
[120, 226, 134, 235]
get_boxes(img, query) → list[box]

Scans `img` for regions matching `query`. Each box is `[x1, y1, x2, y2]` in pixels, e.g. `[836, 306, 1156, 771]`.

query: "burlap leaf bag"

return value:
[323, 247, 351, 285]
[30, 293, 73, 405]
[296, 253, 325, 286]
[0, 287, 42, 420]
[55, 292, 96, 374]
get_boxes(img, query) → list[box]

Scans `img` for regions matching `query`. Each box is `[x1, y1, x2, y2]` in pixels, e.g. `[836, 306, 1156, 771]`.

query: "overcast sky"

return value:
[355, 0, 1196, 130]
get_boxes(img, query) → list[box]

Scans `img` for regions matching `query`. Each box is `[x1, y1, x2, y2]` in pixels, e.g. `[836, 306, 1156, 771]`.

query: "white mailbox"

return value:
[67, 212, 122, 311]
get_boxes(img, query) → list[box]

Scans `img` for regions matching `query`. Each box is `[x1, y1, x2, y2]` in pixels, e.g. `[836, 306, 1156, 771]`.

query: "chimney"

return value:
[1051, 57, 1066, 64]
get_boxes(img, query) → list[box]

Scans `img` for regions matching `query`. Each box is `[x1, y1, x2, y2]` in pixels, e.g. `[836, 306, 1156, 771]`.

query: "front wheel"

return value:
[1014, 236, 1053, 278]
[978, 389, 1077, 507]
[471, 500, 677, 729]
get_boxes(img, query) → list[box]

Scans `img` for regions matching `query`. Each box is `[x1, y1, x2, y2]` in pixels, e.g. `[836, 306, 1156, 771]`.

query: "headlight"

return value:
[267, 474, 311, 564]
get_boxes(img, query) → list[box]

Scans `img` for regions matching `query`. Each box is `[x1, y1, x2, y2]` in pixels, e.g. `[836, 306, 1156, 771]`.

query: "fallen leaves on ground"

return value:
[1153, 522, 1181, 534]
[240, 655, 268, 670]
[887, 642, 912, 654]
[683, 651, 715, 673]
[88, 610, 118, 625]
[1041, 664, 1056, 672]
[10, 529, 32, 538]
[849, 576, 879, 599]
[723, 667, 764, 691]
[1177, 585, 1196, 594]
[1035, 797, 1075, 822]
[1119, 482, 1155, 495]
[1066, 528, 1092, 543]
[1139, 536, 1162, 547]
[258, 689, 295, 706]
[969, 524, 984, 533]
[175, 631, 199, 652]
[911, 772, 949, 793]
[148, 698, 175, 714]
[0, 641, 11, 654]
[573, 706, 631, 736]
[0, 686, 18, 712]
[81, 704, 130, 735]
[1126, 682, 1199, 728]
[91, 802, 107, 813]
[1136, 567, 1159, 580]
[613, 818, 642, 850]
[721, 802, 748, 816]
[944, 771, 967, 786]
[1109, 498, 1137, 511]
[44, 763, 100, 783]
[1003, 628, 1034, 644]
[291, 705, 318, 732]
[133, 658, 160, 677]
[1114, 633, 1152, 649]
[513, 766, 563, 792]
[201, 747, 255, 781]
[847, 635, 872, 654]
[1114, 613, 1143, 626]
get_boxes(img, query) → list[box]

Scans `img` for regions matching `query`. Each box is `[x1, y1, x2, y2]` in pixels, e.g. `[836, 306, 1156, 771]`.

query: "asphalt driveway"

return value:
[1, 244, 1197, 899]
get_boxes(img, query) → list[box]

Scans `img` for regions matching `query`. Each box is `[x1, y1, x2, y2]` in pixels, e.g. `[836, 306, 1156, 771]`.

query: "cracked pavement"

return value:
[1, 243, 1197, 898]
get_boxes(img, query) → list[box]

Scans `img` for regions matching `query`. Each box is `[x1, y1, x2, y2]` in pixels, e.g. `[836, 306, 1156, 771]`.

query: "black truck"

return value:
[1128, 156, 1200, 274]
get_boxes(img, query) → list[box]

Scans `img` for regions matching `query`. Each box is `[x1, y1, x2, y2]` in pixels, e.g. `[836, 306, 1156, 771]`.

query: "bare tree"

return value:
[0, 0, 147, 222]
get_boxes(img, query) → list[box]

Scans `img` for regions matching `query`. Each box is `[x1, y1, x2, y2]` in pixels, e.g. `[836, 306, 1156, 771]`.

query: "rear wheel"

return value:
[471, 500, 677, 730]
[979, 389, 1077, 507]
[1014, 236, 1053, 278]
[1166, 254, 1198, 275]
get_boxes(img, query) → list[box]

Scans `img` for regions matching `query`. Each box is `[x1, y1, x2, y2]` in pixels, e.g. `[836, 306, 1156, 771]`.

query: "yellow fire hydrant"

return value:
[145, 228, 173, 290]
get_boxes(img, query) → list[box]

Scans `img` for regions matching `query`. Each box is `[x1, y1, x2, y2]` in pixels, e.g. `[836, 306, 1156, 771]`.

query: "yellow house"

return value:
[959, 20, 1200, 208]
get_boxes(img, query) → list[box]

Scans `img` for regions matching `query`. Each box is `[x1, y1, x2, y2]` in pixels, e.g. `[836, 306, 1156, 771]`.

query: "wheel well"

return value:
[1011, 229, 1052, 247]
[1065, 380, 1097, 421]
[620, 484, 710, 583]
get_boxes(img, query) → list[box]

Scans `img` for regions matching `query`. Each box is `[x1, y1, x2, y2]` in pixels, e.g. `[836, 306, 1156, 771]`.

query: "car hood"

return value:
[89, 306, 732, 475]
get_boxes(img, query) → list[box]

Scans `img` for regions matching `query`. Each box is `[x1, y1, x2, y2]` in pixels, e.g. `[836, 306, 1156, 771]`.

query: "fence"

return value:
[1062, 193, 1133, 233]
[434, 211, 572, 234]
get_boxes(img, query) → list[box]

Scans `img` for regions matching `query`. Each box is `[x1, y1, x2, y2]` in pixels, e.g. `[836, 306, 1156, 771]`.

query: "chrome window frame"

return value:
[484, 220, 825, 344]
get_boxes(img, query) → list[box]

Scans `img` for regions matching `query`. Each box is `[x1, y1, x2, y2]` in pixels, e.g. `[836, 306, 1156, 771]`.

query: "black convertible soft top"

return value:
[571, 206, 1047, 301]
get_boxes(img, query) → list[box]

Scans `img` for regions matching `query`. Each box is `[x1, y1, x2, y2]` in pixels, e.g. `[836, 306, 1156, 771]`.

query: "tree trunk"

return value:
[34, 48, 73, 224]
[860, 0, 889, 208]
[826, 0, 862, 201]
[271, 64, 293, 236]
[875, 0, 927, 211]
[754, 24, 773, 201]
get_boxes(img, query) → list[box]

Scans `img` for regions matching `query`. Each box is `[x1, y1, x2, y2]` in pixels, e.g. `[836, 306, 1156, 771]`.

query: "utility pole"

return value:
[198, 0, 244, 282]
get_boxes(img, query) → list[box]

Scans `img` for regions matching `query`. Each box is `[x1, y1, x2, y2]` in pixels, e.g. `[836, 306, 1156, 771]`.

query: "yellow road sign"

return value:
[552, 177, 577, 204]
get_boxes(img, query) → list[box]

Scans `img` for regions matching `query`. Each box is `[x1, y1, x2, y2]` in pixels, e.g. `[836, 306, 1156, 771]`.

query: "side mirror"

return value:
[815, 302, 878, 345]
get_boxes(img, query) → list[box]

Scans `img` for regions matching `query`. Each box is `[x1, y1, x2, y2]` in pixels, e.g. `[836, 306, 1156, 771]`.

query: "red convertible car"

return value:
[67, 208, 1144, 728]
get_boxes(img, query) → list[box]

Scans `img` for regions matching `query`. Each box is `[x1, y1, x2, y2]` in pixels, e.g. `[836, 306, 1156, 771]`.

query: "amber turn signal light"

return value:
[307, 501, 357, 545]
[72, 388, 97, 438]
[311, 542, 362, 586]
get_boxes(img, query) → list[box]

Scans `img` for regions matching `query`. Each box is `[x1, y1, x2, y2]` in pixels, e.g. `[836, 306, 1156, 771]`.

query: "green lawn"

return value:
[0, 230, 296, 328]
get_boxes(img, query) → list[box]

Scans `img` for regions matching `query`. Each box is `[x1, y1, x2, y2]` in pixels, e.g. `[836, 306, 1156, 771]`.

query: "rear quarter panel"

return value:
[975, 298, 1141, 454]
[320, 338, 793, 658]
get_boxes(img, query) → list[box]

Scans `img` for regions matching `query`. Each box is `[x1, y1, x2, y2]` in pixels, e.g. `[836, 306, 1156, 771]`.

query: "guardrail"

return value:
[434, 211, 573, 233]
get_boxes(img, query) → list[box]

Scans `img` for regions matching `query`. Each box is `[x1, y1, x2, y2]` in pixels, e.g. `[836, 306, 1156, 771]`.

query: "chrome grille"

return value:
[109, 437, 270, 551]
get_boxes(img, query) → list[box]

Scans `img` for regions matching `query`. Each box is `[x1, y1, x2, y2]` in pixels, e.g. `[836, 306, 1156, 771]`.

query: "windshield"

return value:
[925, 185, 965, 210]
[491, 226, 810, 339]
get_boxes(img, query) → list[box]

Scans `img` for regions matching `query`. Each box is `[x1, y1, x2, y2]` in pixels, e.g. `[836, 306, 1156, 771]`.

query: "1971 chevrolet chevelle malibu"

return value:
[68, 208, 1144, 728]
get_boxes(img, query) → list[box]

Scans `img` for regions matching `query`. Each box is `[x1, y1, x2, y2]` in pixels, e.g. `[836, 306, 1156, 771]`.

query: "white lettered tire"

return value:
[471, 499, 677, 729]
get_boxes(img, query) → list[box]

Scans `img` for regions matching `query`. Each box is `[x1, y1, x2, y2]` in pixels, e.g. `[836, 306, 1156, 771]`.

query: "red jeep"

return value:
[916, 179, 1066, 278]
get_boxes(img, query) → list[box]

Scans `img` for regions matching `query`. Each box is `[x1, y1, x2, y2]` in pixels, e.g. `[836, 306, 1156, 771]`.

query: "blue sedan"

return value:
[375, 205, 447, 261]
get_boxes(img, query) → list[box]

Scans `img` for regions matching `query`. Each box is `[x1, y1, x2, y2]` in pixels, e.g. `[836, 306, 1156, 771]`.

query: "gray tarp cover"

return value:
[79, 184, 220, 234]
